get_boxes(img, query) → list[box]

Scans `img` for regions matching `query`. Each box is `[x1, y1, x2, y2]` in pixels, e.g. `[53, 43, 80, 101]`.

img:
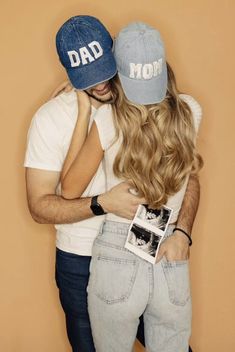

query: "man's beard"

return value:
[85, 90, 115, 104]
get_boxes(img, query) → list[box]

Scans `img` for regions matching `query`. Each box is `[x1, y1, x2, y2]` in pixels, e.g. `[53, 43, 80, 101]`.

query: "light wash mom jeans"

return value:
[88, 221, 191, 352]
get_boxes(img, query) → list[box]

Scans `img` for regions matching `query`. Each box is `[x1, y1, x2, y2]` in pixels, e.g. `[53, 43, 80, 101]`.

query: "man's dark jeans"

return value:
[55, 248, 192, 352]
[55, 248, 95, 352]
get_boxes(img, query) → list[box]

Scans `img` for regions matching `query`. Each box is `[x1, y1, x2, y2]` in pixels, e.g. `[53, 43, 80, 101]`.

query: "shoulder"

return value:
[93, 104, 113, 123]
[179, 94, 202, 116]
[25, 91, 78, 171]
[93, 104, 114, 150]
[32, 90, 78, 131]
[93, 104, 114, 135]
[179, 94, 202, 132]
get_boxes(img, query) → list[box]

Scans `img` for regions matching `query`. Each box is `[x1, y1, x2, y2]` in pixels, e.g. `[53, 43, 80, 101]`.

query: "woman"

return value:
[61, 22, 202, 352]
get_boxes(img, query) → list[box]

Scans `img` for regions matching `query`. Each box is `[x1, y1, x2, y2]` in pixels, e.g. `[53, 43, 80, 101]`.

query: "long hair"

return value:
[110, 63, 203, 209]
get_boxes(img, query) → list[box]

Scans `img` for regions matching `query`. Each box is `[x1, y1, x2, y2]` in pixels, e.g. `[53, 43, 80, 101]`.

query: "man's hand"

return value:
[99, 182, 146, 220]
[157, 230, 190, 262]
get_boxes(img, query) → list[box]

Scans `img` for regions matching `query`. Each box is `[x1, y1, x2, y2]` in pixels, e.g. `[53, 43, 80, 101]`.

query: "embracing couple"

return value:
[25, 15, 202, 352]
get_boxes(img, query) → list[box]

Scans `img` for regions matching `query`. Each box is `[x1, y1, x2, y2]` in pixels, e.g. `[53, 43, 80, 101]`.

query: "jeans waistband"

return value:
[101, 220, 175, 238]
[101, 221, 130, 235]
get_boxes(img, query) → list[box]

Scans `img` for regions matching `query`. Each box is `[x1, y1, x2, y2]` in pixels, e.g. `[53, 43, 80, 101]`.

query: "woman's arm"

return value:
[61, 91, 92, 181]
[61, 117, 104, 199]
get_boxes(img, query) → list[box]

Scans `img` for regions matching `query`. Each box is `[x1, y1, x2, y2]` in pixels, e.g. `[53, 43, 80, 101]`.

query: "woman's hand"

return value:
[76, 90, 91, 117]
[50, 80, 73, 98]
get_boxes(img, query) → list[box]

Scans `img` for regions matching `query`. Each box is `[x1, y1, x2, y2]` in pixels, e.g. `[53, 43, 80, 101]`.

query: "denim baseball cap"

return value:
[114, 22, 167, 105]
[56, 16, 117, 90]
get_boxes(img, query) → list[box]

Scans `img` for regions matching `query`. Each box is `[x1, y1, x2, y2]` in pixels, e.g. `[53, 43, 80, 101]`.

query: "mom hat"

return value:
[56, 16, 117, 90]
[114, 22, 167, 105]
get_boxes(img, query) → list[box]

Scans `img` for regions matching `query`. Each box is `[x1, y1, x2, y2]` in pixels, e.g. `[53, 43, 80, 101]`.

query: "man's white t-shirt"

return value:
[24, 91, 106, 256]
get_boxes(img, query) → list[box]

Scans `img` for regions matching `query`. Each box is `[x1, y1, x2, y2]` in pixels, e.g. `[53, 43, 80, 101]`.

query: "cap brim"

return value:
[118, 63, 167, 105]
[67, 51, 117, 90]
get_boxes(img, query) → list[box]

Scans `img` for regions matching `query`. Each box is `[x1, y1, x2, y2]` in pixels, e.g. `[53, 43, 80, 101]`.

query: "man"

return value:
[25, 15, 198, 352]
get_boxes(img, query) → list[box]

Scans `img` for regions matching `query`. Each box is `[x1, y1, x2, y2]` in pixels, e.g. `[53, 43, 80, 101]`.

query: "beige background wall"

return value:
[1, 0, 234, 351]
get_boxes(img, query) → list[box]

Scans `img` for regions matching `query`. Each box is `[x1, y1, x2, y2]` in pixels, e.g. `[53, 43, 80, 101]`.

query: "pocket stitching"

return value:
[162, 261, 190, 306]
[95, 238, 128, 252]
[93, 256, 138, 305]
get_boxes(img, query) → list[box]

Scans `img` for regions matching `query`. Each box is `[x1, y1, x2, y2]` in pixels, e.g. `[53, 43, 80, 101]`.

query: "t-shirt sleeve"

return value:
[24, 105, 64, 171]
[180, 94, 202, 133]
[93, 105, 116, 151]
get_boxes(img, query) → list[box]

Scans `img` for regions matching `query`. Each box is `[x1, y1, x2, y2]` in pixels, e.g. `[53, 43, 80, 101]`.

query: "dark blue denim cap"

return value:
[56, 16, 117, 90]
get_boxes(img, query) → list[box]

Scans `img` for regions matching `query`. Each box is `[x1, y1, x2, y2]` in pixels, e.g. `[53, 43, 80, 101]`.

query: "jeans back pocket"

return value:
[91, 255, 138, 304]
[162, 259, 191, 306]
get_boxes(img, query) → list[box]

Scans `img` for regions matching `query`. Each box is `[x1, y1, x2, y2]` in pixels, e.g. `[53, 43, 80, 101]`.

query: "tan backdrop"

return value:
[1, 0, 234, 351]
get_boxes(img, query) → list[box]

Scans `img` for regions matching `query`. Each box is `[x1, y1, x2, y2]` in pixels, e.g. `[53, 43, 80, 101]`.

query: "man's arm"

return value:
[157, 174, 200, 261]
[175, 174, 200, 234]
[26, 168, 144, 224]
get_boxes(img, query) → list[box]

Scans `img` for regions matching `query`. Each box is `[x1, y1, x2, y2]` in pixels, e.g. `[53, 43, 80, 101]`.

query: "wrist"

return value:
[90, 195, 106, 216]
[173, 227, 192, 246]
[98, 193, 110, 213]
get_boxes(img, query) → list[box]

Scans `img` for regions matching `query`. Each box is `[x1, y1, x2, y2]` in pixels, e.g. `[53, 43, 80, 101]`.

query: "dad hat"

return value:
[114, 22, 167, 105]
[56, 16, 117, 90]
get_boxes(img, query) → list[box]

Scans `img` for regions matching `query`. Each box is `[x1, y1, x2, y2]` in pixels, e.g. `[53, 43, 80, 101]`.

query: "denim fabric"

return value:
[88, 221, 192, 352]
[55, 248, 95, 352]
[55, 247, 146, 352]
[137, 316, 193, 352]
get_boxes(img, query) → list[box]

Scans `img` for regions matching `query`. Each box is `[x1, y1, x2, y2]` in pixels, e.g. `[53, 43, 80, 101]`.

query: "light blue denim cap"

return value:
[114, 22, 167, 105]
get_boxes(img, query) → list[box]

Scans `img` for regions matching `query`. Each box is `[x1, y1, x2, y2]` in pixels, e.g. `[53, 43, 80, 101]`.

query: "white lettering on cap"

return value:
[153, 59, 163, 75]
[129, 63, 142, 79]
[67, 41, 103, 67]
[142, 64, 153, 79]
[79, 47, 95, 65]
[88, 41, 103, 59]
[67, 50, 81, 67]
[129, 59, 163, 79]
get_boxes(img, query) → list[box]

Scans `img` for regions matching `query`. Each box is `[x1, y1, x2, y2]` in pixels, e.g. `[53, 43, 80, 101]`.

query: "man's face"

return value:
[85, 81, 113, 103]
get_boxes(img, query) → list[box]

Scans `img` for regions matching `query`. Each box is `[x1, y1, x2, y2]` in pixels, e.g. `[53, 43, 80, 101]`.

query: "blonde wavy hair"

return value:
[110, 63, 203, 209]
